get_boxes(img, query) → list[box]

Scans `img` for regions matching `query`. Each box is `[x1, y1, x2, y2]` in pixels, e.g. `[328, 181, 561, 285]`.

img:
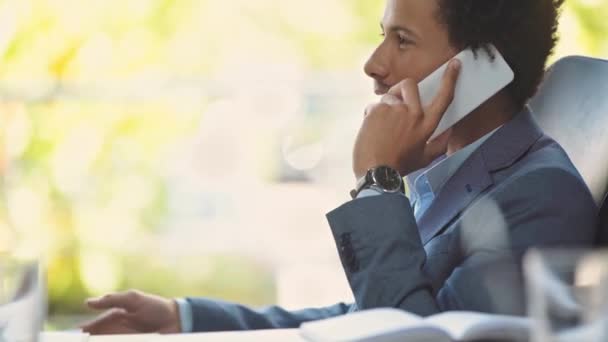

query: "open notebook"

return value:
[299, 308, 530, 342]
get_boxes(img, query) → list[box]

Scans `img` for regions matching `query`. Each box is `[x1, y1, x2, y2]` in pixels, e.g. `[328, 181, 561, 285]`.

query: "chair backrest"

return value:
[529, 56, 608, 246]
[529, 56, 608, 205]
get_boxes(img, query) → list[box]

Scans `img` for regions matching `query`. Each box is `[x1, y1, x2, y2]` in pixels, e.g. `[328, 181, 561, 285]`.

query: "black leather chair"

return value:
[529, 56, 608, 245]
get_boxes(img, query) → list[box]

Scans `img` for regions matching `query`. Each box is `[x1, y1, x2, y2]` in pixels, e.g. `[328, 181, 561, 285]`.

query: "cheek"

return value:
[390, 53, 434, 84]
[387, 46, 458, 84]
[404, 48, 458, 83]
[417, 47, 459, 79]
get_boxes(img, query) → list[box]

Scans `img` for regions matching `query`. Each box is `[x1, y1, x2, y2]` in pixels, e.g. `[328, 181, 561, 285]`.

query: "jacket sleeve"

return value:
[185, 298, 352, 332]
[326, 168, 598, 316]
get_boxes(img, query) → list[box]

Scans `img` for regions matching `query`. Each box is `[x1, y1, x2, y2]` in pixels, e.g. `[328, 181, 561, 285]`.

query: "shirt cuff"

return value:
[356, 188, 383, 198]
[175, 298, 193, 333]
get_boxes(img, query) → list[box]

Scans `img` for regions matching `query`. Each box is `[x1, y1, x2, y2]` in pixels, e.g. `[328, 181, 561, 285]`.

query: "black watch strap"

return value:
[350, 173, 372, 199]
[350, 166, 404, 199]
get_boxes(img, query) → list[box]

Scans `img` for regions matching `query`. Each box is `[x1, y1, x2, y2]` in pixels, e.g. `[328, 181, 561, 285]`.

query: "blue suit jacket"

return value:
[185, 109, 598, 331]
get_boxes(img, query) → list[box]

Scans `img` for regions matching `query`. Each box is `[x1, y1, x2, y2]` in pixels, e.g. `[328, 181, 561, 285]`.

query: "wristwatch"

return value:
[350, 165, 404, 199]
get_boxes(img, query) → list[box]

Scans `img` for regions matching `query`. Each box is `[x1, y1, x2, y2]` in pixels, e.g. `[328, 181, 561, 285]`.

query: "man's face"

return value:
[365, 0, 458, 95]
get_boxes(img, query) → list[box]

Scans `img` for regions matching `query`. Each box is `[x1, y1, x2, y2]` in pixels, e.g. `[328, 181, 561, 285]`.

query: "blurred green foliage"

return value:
[567, 1, 608, 56]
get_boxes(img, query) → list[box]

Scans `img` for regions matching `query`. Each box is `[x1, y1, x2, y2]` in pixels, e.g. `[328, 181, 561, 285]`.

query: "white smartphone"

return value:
[419, 44, 514, 141]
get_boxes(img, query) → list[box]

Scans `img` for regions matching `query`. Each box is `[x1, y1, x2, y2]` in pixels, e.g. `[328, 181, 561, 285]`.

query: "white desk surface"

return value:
[42, 329, 305, 342]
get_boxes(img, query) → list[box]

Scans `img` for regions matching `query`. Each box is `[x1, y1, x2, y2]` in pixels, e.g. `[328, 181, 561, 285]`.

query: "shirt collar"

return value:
[407, 126, 500, 198]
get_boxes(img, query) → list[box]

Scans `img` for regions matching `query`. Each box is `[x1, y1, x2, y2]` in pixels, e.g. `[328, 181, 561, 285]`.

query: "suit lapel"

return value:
[418, 151, 493, 244]
[417, 108, 544, 245]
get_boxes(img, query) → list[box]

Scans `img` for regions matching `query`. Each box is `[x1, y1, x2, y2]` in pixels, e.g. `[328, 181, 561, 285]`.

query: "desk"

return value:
[42, 329, 305, 342]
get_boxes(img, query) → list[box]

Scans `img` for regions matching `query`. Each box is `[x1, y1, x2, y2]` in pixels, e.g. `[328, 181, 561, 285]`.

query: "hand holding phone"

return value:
[354, 45, 513, 179]
[383, 45, 514, 140]
[354, 60, 462, 179]
[419, 45, 514, 140]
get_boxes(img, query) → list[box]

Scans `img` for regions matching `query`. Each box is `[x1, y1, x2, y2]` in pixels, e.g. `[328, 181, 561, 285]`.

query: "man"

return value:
[82, 0, 597, 334]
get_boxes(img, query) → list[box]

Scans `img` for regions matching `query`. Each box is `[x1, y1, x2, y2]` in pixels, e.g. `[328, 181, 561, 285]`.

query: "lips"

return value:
[374, 83, 390, 95]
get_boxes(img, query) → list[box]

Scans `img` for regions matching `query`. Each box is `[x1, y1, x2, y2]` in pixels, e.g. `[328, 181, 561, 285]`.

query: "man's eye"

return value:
[398, 35, 412, 47]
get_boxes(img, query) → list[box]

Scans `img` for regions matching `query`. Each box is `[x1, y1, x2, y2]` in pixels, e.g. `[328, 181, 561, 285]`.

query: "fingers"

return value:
[399, 79, 422, 115]
[380, 94, 402, 106]
[425, 59, 461, 131]
[386, 81, 402, 100]
[368, 83, 413, 117]
[86, 290, 141, 312]
[80, 308, 138, 335]
[364, 94, 401, 117]
[364, 102, 390, 118]
[385, 79, 421, 116]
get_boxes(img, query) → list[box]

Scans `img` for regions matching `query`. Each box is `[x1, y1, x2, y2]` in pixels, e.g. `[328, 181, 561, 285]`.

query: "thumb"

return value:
[86, 291, 141, 312]
[423, 128, 451, 164]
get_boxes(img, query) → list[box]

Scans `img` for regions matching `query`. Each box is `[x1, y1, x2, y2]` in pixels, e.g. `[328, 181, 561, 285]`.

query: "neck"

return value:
[446, 90, 518, 156]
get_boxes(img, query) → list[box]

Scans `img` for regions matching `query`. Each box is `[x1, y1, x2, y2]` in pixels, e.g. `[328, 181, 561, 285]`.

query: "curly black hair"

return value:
[436, 0, 564, 110]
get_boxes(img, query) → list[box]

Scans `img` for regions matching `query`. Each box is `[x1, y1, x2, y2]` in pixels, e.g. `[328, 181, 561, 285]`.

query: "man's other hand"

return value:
[353, 59, 461, 180]
[80, 290, 181, 335]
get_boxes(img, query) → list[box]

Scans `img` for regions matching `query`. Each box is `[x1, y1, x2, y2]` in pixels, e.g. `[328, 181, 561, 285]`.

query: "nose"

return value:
[364, 47, 389, 81]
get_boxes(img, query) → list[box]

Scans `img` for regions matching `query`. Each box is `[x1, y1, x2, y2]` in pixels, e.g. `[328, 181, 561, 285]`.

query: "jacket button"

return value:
[348, 255, 360, 272]
[339, 233, 359, 273]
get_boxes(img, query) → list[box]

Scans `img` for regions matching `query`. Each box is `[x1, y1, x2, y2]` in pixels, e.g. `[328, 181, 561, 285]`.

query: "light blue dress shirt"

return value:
[175, 298, 194, 332]
[360, 129, 497, 220]
[406, 131, 492, 220]
[176, 129, 498, 332]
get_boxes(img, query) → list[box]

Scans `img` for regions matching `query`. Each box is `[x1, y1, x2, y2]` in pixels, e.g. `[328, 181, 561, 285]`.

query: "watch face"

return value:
[373, 166, 402, 192]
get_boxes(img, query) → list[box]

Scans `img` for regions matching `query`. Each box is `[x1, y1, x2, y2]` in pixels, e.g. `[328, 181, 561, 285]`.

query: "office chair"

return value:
[528, 56, 608, 245]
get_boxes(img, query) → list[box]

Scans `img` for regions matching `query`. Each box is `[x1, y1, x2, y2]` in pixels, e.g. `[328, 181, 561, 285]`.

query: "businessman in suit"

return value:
[82, 0, 597, 334]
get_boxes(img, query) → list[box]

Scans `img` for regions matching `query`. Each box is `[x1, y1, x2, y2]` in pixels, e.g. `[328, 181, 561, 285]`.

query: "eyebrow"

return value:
[380, 22, 419, 39]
